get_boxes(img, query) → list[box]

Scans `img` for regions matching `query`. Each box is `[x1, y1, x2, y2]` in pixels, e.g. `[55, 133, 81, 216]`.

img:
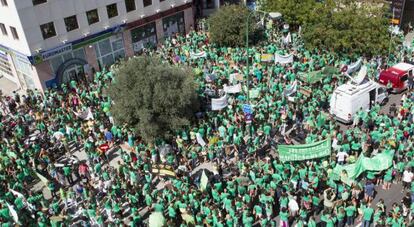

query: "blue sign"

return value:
[243, 104, 252, 114]
[42, 44, 72, 60]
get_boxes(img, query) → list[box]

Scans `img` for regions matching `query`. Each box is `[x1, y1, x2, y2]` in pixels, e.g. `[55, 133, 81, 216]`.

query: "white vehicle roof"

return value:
[392, 62, 414, 72]
[335, 80, 381, 96]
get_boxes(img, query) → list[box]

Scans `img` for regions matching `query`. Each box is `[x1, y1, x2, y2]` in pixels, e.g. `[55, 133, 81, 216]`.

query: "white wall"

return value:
[0, 0, 32, 55]
[13, 0, 190, 55]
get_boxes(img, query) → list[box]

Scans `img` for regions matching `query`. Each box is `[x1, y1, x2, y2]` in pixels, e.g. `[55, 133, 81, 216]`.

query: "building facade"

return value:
[0, 0, 194, 92]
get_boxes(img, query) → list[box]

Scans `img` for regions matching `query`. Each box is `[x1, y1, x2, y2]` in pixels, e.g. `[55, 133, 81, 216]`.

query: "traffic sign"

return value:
[243, 104, 252, 114]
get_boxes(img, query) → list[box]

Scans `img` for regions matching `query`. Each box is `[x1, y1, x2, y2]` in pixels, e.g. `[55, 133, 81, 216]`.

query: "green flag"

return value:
[149, 212, 165, 227]
[35, 171, 49, 185]
[200, 170, 208, 191]
[331, 150, 394, 185]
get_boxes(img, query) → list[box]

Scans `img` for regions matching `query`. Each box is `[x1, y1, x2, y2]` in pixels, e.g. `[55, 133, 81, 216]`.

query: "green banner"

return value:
[330, 150, 394, 185]
[278, 139, 331, 162]
[297, 66, 340, 84]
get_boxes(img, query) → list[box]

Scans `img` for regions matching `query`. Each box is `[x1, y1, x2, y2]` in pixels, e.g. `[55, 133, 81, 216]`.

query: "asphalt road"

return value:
[337, 90, 406, 220]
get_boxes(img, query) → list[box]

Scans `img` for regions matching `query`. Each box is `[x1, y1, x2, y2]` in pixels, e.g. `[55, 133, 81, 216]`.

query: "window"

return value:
[94, 37, 125, 67]
[401, 74, 408, 82]
[10, 26, 18, 40]
[86, 9, 99, 25]
[1, 0, 8, 6]
[98, 39, 112, 56]
[32, 0, 47, 5]
[163, 12, 185, 37]
[0, 23, 7, 36]
[50, 56, 64, 74]
[0, 54, 13, 77]
[143, 0, 152, 7]
[40, 22, 56, 39]
[64, 15, 79, 32]
[106, 4, 118, 18]
[125, 0, 136, 12]
[131, 22, 157, 53]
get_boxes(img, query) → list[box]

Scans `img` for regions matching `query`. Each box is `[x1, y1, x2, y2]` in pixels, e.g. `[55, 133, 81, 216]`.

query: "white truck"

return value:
[329, 70, 388, 124]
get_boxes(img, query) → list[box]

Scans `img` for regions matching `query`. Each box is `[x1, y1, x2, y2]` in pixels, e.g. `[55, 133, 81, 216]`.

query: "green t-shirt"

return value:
[363, 207, 374, 221]
[345, 205, 356, 217]
[279, 211, 288, 221]
[63, 166, 71, 176]
[308, 219, 316, 227]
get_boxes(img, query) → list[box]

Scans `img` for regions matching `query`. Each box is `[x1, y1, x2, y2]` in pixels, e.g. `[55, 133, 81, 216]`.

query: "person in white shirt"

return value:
[332, 137, 339, 151]
[336, 151, 349, 165]
[288, 196, 299, 217]
[402, 169, 413, 191]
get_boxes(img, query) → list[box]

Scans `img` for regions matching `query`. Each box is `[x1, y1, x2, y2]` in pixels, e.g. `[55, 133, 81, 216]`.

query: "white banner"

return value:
[282, 32, 292, 45]
[229, 73, 243, 83]
[73, 107, 94, 120]
[190, 51, 207, 59]
[211, 95, 228, 111]
[196, 133, 206, 147]
[284, 80, 297, 97]
[223, 84, 241, 94]
[346, 58, 362, 75]
[275, 53, 294, 64]
[6, 203, 18, 223]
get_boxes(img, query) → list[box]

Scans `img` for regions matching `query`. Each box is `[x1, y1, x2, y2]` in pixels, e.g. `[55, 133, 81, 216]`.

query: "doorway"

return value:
[62, 65, 84, 84]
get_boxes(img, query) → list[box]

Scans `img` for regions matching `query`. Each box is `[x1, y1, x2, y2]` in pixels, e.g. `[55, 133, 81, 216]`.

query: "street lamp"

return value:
[245, 10, 281, 103]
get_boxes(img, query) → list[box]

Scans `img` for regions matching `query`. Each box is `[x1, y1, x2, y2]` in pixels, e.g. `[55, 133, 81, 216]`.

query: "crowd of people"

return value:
[0, 22, 414, 227]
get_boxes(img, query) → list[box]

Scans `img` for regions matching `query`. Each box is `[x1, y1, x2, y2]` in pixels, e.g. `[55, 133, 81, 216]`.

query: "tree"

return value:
[302, 0, 396, 56]
[207, 4, 261, 47]
[261, 0, 399, 56]
[108, 56, 199, 143]
[259, 0, 324, 29]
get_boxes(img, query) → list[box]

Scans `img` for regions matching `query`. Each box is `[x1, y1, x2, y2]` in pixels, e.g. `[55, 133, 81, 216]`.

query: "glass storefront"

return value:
[130, 22, 157, 53]
[163, 12, 185, 38]
[93, 35, 125, 68]
[0, 53, 13, 78]
[14, 55, 36, 90]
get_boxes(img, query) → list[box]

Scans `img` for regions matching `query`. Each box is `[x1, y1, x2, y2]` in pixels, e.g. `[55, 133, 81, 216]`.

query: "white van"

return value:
[329, 80, 388, 123]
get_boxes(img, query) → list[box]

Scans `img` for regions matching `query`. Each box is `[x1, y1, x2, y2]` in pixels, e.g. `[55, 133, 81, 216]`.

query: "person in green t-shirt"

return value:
[278, 208, 289, 227]
[62, 166, 73, 185]
[345, 202, 356, 226]
[362, 205, 374, 227]
[308, 216, 317, 227]
[320, 212, 336, 227]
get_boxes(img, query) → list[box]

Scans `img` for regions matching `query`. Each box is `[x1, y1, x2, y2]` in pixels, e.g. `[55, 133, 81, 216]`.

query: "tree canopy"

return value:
[108, 56, 199, 143]
[207, 4, 261, 47]
[260, 0, 324, 29]
[261, 0, 399, 56]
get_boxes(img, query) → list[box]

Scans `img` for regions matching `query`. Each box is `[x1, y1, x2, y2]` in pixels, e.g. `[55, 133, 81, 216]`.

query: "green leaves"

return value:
[108, 56, 199, 143]
[261, 0, 399, 56]
[207, 5, 260, 47]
